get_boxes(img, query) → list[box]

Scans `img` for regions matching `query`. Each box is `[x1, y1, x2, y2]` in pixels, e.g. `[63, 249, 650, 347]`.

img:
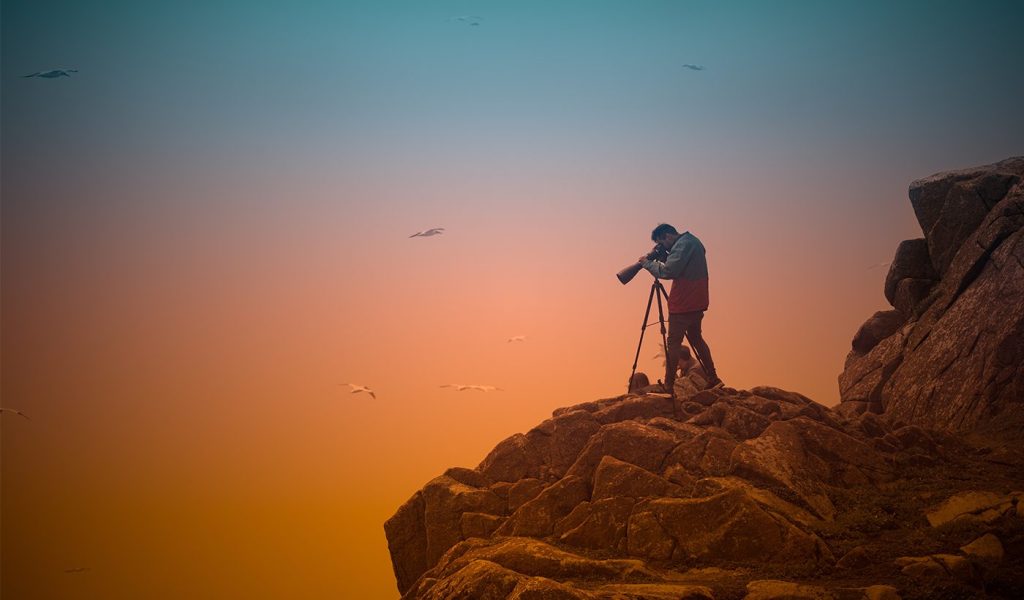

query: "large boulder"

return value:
[839, 156, 1024, 437]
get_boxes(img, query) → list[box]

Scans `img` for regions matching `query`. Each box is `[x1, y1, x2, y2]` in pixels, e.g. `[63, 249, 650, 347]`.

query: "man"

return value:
[637, 223, 722, 393]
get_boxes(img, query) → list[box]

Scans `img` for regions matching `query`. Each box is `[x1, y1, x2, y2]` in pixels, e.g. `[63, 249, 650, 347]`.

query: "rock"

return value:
[730, 417, 891, 520]
[730, 420, 837, 520]
[594, 395, 676, 425]
[663, 430, 738, 478]
[443, 467, 492, 488]
[838, 327, 907, 405]
[841, 157, 1024, 438]
[695, 476, 821, 528]
[593, 583, 714, 599]
[750, 386, 816, 407]
[626, 509, 676, 560]
[508, 478, 546, 512]
[896, 554, 978, 585]
[508, 578, 594, 600]
[884, 238, 937, 304]
[896, 556, 946, 579]
[629, 488, 830, 565]
[931, 553, 978, 584]
[743, 579, 834, 599]
[960, 533, 1004, 562]
[909, 160, 1023, 276]
[851, 310, 906, 354]
[892, 278, 935, 318]
[496, 476, 589, 537]
[461, 512, 505, 539]
[564, 421, 680, 483]
[385, 491, 429, 594]
[478, 410, 601, 483]
[835, 400, 871, 418]
[925, 490, 1010, 527]
[836, 545, 871, 569]
[629, 372, 651, 393]
[415, 560, 523, 600]
[688, 402, 772, 440]
[419, 476, 506, 573]
[424, 537, 662, 584]
[592, 455, 685, 501]
[555, 497, 634, 550]
[854, 412, 889, 439]
[861, 585, 901, 600]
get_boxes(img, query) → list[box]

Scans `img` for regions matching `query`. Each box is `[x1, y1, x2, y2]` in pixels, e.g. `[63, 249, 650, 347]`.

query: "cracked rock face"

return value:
[384, 380, 1024, 599]
[839, 156, 1024, 437]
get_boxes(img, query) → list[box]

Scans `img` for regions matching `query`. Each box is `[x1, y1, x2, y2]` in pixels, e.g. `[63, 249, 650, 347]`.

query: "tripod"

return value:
[627, 276, 708, 395]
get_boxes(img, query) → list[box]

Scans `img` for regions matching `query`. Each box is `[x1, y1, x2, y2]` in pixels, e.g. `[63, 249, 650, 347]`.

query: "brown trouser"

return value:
[665, 310, 717, 389]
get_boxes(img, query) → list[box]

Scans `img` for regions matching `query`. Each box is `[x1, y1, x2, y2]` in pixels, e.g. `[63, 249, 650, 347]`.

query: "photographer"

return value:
[637, 223, 722, 394]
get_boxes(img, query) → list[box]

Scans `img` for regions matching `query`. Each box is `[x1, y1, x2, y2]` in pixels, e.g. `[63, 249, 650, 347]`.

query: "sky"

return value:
[2, 1, 1023, 598]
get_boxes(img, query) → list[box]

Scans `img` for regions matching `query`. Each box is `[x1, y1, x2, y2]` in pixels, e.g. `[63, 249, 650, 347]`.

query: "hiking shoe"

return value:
[706, 376, 724, 389]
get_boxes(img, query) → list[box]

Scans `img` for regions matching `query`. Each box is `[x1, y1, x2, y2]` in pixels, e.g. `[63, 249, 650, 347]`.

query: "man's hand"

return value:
[638, 255, 649, 265]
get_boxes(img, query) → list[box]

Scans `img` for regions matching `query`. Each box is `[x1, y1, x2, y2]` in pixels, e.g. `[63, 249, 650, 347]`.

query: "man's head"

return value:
[651, 223, 680, 251]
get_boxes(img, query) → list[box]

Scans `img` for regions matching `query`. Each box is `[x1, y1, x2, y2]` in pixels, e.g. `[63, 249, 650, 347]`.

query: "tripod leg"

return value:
[655, 282, 670, 383]
[628, 283, 658, 394]
[654, 281, 683, 394]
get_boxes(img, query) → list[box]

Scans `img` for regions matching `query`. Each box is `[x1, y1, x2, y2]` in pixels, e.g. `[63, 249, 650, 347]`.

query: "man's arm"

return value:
[643, 239, 695, 279]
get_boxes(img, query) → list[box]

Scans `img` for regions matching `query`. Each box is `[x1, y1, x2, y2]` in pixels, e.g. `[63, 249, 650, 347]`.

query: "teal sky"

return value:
[5, 1, 1023, 185]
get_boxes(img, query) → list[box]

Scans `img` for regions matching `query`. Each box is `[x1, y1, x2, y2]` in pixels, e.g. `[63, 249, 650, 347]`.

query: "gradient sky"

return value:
[3, 1, 1023, 598]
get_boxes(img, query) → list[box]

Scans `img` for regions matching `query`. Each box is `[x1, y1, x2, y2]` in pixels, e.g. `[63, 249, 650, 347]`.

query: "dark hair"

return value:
[651, 223, 678, 241]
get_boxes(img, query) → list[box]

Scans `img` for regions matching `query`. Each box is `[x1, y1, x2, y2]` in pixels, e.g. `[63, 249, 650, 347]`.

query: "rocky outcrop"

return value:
[384, 371, 1024, 599]
[839, 157, 1024, 437]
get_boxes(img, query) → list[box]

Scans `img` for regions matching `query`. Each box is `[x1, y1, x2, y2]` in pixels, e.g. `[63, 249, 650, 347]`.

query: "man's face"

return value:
[655, 234, 674, 251]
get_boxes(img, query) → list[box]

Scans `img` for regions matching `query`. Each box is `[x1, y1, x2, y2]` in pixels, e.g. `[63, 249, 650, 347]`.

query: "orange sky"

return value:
[1, 158, 931, 598]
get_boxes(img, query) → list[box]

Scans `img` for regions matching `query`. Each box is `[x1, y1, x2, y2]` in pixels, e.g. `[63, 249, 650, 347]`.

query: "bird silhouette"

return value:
[64, 567, 90, 574]
[447, 15, 482, 26]
[0, 408, 30, 420]
[867, 261, 892, 270]
[339, 383, 376, 399]
[506, 335, 527, 343]
[441, 384, 503, 392]
[409, 228, 445, 238]
[682, 64, 706, 71]
[23, 69, 78, 78]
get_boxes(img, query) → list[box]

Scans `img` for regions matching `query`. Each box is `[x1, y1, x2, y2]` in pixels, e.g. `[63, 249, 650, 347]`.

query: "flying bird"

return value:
[0, 408, 30, 420]
[447, 15, 482, 26]
[409, 228, 445, 238]
[868, 261, 892, 270]
[506, 335, 527, 343]
[23, 69, 78, 78]
[339, 383, 376, 399]
[472, 385, 503, 392]
[441, 384, 503, 392]
[64, 567, 90, 574]
[682, 64, 706, 71]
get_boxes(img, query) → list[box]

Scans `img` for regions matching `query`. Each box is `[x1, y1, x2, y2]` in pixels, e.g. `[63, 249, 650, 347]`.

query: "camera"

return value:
[646, 246, 668, 262]
[616, 244, 667, 285]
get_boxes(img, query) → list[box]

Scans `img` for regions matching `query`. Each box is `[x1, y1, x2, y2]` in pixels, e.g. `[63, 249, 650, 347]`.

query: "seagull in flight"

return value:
[0, 408, 30, 420]
[682, 64, 706, 71]
[64, 567, 90, 574]
[339, 383, 376, 399]
[447, 15, 482, 26]
[506, 335, 527, 343]
[867, 261, 891, 271]
[23, 69, 78, 78]
[410, 227, 444, 238]
[441, 384, 504, 392]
